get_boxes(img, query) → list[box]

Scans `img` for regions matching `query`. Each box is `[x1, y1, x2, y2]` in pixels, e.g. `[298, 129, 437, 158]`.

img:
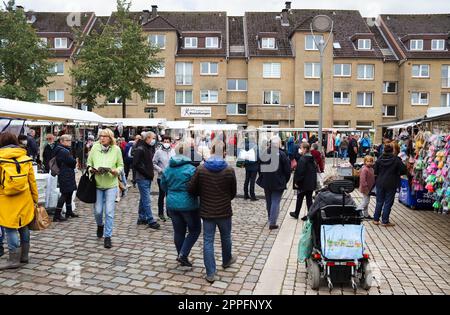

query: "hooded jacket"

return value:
[188, 156, 237, 219]
[160, 155, 199, 211]
[294, 153, 318, 192]
[54, 144, 77, 194]
[374, 153, 407, 190]
[0, 146, 38, 228]
[256, 149, 291, 191]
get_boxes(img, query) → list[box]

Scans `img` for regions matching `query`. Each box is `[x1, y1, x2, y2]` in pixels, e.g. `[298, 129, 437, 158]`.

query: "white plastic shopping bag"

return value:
[321, 224, 365, 260]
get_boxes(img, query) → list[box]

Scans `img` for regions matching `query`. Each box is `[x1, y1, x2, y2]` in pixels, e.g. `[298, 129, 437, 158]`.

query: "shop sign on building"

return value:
[181, 107, 212, 118]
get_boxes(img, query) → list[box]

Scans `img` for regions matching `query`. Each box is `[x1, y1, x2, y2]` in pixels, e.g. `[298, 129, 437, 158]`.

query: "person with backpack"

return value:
[0, 132, 38, 270]
[53, 134, 78, 222]
[360, 134, 371, 157]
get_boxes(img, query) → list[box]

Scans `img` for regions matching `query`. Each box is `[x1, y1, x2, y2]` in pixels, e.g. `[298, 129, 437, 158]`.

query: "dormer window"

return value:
[184, 37, 198, 48]
[54, 37, 68, 49]
[357, 39, 371, 50]
[410, 39, 423, 51]
[261, 37, 276, 49]
[205, 37, 219, 48]
[432, 39, 445, 51]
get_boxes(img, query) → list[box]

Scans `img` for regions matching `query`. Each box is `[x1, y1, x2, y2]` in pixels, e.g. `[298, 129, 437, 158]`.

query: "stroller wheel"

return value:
[307, 258, 321, 290]
[360, 262, 373, 290]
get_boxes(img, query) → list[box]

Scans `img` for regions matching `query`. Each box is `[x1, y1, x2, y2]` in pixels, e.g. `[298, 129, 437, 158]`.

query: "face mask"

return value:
[163, 143, 170, 149]
[150, 140, 156, 146]
[21, 141, 28, 146]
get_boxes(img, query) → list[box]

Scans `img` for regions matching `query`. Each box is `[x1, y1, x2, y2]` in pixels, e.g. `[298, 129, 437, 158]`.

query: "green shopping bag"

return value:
[298, 219, 313, 263]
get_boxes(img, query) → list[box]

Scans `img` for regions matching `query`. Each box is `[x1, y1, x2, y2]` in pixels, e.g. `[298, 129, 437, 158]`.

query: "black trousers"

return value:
[56, 192, 74, 214]
[157, 178, 166, 216]
[124, 160, 132, 180]
[244, 170, 257, 198]
[294, 190, 313, 216]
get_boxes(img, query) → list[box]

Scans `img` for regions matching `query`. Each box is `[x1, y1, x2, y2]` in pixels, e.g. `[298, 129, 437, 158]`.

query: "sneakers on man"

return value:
[177, 255, 193, 267]
[289, 212, 299, 219]
[269, 225, 279, 230]
[97, 225, 104, 238]
[148, 222, 161, 230]
[205, 274, 216, 284]
[372, 221, 380, 226]
[158, 215, 167, 222]
[222, 256, 237, 269]
[104, 237, 112, 249]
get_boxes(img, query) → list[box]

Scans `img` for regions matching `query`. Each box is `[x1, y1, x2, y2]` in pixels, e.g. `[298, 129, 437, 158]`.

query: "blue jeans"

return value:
[136, 179, 156, 224]
[203, 217, 232, 277]
[169, 210, 201, 258]
[0, 227, 4, 249]
[264, 189, 283, 226]
[341, 149, 348, 159]
[374, 186, 396, 224]
[94, 187, 118, 238]
[4, 226, 30, 251]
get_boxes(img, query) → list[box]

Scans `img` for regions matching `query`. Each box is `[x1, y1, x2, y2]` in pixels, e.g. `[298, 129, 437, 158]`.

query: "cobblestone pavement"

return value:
[0, 163, 448, 295]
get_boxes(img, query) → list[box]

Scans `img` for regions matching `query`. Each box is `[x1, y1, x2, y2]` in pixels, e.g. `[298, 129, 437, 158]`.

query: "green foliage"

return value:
[71, 0, 161, 117]
[0, 0, 51, 102]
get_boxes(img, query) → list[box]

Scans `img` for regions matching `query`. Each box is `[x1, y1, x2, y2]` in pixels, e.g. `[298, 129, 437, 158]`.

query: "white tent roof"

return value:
[0, 98, 108, 123]
[191, 124, 239, 131]
[165, 121, 191, 130]
[106, 118, 166, 127]
[426, 107, 450, 119]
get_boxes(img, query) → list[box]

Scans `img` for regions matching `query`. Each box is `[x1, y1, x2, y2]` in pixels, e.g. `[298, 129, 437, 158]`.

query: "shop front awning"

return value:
[378, 117, 425, 129]
[105, 118, 166, 127]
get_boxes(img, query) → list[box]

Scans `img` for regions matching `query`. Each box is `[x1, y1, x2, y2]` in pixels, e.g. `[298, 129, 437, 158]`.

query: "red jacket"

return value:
[311, 150, 324, 173]
[359, 165, 375, 195]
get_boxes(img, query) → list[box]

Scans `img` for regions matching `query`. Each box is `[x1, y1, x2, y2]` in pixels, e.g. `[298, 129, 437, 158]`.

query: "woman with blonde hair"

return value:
[87, 128, 124, 249]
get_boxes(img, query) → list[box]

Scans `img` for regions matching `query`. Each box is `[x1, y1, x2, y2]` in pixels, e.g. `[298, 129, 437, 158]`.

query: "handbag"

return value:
[29, 205, 52, 231]
[290, 158, 297, 171]
[76, 167, 97, 204]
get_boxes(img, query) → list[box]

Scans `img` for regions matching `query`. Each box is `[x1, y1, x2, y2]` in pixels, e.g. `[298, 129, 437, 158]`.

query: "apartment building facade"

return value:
[22, 3, 450, 142]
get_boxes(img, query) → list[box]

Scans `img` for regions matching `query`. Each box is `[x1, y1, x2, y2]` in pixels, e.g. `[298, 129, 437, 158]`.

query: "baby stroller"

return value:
[306, 180, 372, 292]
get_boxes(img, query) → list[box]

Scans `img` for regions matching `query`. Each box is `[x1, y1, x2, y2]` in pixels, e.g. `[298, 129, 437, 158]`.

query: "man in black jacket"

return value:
[242, 136, 259, 201]
[42, 133, 56, 173]
[373, 144, 407, 227]
[348, 134, 359, 166]
[132, 131, 160, 229]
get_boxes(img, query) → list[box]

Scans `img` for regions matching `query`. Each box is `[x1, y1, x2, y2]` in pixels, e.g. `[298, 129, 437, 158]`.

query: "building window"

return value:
[262, 121, 279, 128]
[304, 120, 319, 128]
[333, 92, 351, 105]
[432, 39, 445, 51]
[39, 37, 48, 47]
[205, 37, 219, 48]
[442, 65, 450, 88]
[305, 63, 320, 78]
[184, 37, 198, 48]
[200, 90, 219, 103]
[382, 105, 397, 117]
[200, 62, 218, 75]
[148, 90, 165, 104]
[149, 34, 166, 49]
[357, 92, 374, 107]
[356, 121, 374, 129]
[227, 104, 247, 115]
[357, 64, 374, 80]
[305, 35, 323, 50]
[261, 37, 276, 49]
[357, 39, 371, 50]
[383, 82, 397, 94]
[441, 93, 450, 107]
[51, 62, 64, 75]
[412, 64, 430, 78]
[304, 91, 320, 106]
[263, 63, 281, 78]
[148, 62, 165, 77]
[107, 97, 123, 105]
[411, 92, 429, 105]
[409, 39, 423, 51]
[333, 120, 350, 128]
[48, 90, 64, 102]
[175, 90, 193, 105]
[175, 62, 193, 85]
[227, 79, 247, 91]
[263, 91, 280, 105]
[334, 64, 351, 77]
[54, 38, 68, 49]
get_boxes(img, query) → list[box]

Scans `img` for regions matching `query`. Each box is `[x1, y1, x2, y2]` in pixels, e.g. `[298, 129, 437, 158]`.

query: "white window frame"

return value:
[200, 62, 218, 75]
[333, 92, 351, 105]
[357, 64, 374, 80]
[149, 34, 166, 49]
[304, 62, 320, 78]
[410, 39, 423, 51]
[261, 37, 276, 49]
[304, 90, 320, 106]
[305, 35, 323, 51]
[263, 63, 281, 78]
[432, 39, 445, 51]
[382, 105, 397, 117]
[263, 91, 281, 105]
[148, 63, 165, 77]
[200, 90, 219, 103]
[205, 37, 219, 48]
[383, 82, 397, 94]
[334, 64, 351, 77]
[358, 39, 371, 50]
[147, 90, 165, 105]
[51, 62, 64, 76]
[54, 37, 68, 49]
[441, 93, 450, 107]
[411, 92, 429, 106]
[227, 79, 247, 92]
[442, 65, 450, 88]
[304, 120, 319, 128]
[227, 103, 247, 116]
[107, 97, 123, 105]
[175, 90, 193, 105]
[412, 64, 430, 78]
[176, 62, 193, 85]
[184, 37, 198, 48]
[333, 121, 350, 128]
[48, 90, 64, 103]
[356, 92, 374, 107]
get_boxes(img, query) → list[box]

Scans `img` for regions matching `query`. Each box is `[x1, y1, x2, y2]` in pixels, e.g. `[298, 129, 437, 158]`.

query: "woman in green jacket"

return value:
[87, 129, 124, 249]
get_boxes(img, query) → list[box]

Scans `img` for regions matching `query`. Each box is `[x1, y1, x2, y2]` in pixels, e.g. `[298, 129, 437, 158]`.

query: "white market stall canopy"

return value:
[190, 124, 239, 131]
[0, 98, 108, 123]
[106, 118, 166, 127]
[165, 121, 191, 130]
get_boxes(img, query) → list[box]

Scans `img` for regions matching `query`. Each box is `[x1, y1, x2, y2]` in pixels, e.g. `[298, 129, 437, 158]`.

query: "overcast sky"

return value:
[15, 0, 450, 17]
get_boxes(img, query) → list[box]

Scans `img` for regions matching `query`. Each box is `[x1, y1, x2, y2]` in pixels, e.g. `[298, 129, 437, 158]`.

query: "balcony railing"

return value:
[176, 75, 193, 86]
